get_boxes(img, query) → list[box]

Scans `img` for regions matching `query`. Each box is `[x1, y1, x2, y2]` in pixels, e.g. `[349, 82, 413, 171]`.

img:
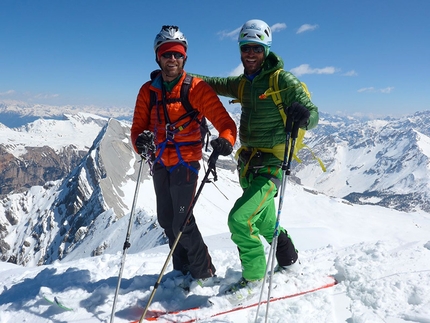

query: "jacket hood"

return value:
[261, 51, 284, 76]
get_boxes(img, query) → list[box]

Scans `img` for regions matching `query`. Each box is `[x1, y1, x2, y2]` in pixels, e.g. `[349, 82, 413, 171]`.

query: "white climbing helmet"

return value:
[153, 25, 188, 52]
[238, 19, 272, 47]
[238, 19, 272, 56]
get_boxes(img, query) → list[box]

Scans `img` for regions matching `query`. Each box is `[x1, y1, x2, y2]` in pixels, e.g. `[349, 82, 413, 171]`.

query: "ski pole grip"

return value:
[208, 151, 219, 170]
[285, 115, 293, 134]
[292, 122, 300, 139]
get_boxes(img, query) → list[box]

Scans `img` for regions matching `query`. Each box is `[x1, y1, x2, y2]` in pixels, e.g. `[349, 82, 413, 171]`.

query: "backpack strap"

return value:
[269, 69, 287, 125]
[267, 70, 324, 170]
[148, 71, 199, 134]
[180, 74, 194, 113]
[147, 71, 205, 174]
[180, 74, 211, 150]
[148, 69, 194, 113]
[270, 70, 325, 171]
[229, 77, 246, 105]
[231, 69, 325, 172]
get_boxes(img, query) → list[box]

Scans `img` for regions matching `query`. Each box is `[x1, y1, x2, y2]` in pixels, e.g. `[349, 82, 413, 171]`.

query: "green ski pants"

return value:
[228, 165, 284, 281]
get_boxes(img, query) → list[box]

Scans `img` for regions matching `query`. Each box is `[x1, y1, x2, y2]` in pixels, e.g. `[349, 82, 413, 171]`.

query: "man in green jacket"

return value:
[195, 19, 319, 294]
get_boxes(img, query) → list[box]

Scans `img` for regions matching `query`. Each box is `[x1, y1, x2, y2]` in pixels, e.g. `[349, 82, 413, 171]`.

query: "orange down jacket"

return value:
[130, 72, 237, 167]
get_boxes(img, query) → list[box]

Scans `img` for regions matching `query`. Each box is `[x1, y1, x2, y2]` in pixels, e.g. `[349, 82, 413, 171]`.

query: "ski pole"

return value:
[138, 151, 219, 323]
[110, 154, 150, 323]
[254, 116, 300, 323]
[265, 120, 300, 322]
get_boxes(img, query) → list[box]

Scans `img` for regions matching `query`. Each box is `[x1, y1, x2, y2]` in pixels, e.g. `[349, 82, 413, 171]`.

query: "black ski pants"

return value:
[152, 161, 216, 279]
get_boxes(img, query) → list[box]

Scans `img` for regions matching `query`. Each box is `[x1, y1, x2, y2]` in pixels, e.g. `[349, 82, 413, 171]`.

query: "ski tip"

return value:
[42, 294, 73, 311]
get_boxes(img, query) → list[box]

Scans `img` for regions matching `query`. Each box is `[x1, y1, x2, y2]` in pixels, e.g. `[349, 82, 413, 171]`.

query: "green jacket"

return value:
[194, 51, 319, 167]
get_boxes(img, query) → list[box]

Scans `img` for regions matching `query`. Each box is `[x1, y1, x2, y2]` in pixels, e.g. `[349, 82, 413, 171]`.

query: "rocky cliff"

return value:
[0, 145, 86, 196]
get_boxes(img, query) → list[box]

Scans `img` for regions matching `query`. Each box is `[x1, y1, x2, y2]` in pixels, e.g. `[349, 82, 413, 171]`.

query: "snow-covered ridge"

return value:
[296, 111, 430, 212]
[0, 113, 108, 157]
[0, 101, 133, 120]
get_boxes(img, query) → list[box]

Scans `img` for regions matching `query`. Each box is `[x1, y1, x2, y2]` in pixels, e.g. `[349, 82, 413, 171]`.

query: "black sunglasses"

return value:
[240, 45, 265, 53]
[161, 52, 184, 59]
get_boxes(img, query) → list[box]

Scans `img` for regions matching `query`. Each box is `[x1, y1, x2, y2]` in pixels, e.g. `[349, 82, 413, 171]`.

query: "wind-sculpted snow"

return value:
[1, 181, 430, 322]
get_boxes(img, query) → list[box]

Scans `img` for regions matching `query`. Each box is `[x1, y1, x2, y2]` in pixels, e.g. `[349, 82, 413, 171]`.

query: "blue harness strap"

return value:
[153, 138, 201, 174]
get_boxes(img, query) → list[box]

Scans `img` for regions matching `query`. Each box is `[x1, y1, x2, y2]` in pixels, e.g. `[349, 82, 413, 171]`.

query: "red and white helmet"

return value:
[153, 25, 188, 52]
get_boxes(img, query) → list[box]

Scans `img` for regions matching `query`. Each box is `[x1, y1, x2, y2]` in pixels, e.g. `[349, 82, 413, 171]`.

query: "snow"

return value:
[415, 129, 430, 159]
[293, 113, 430, 215]
[1, 162, 430, 323]
[0, 113, 107, 157]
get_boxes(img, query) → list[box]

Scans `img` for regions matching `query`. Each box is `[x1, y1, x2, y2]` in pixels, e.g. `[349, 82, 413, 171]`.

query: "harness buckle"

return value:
[165, 123, 175, 141]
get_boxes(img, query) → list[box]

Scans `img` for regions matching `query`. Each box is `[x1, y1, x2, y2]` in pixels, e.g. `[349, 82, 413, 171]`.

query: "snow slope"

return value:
[0, 113, 108, 158]
[1, 165, 430, 323]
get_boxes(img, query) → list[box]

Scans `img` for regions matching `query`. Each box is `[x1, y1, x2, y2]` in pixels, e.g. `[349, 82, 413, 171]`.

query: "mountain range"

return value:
[0, 102, 429, 267]
[295, 110, 430, 213]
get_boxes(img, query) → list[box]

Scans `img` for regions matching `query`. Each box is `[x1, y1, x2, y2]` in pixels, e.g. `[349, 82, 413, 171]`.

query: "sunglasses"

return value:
[240, 45, 265, 54]
[161, 52, 185, 59]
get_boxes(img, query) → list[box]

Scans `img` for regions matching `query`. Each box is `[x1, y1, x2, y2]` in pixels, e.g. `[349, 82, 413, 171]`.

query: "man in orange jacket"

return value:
[130, 25, 237, 288]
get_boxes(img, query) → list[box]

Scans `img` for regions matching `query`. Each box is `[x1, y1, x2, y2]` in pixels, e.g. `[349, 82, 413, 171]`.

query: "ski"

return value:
[134, 275, 337, 322]
[43, 294, 73, 311]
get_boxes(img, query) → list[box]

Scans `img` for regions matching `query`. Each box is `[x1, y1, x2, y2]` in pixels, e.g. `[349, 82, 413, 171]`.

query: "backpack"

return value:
[149, 70, 211, 151]
[233, 69, 325, 172]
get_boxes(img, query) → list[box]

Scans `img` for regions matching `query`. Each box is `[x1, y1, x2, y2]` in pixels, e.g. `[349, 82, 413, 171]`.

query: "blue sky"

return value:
[1, 0, 429, 118]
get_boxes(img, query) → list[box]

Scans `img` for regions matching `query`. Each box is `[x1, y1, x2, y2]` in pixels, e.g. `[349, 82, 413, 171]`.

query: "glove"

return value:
[286, 102, 310, 128]
[210, 137, 233, 156]
[135, 130, 156, 155]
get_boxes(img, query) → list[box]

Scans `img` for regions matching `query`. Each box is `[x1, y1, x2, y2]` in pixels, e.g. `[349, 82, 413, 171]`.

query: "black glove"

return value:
[135, 130, 156, 156]
[210, 137, 233, 156]
[286, 102, 310, 128]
